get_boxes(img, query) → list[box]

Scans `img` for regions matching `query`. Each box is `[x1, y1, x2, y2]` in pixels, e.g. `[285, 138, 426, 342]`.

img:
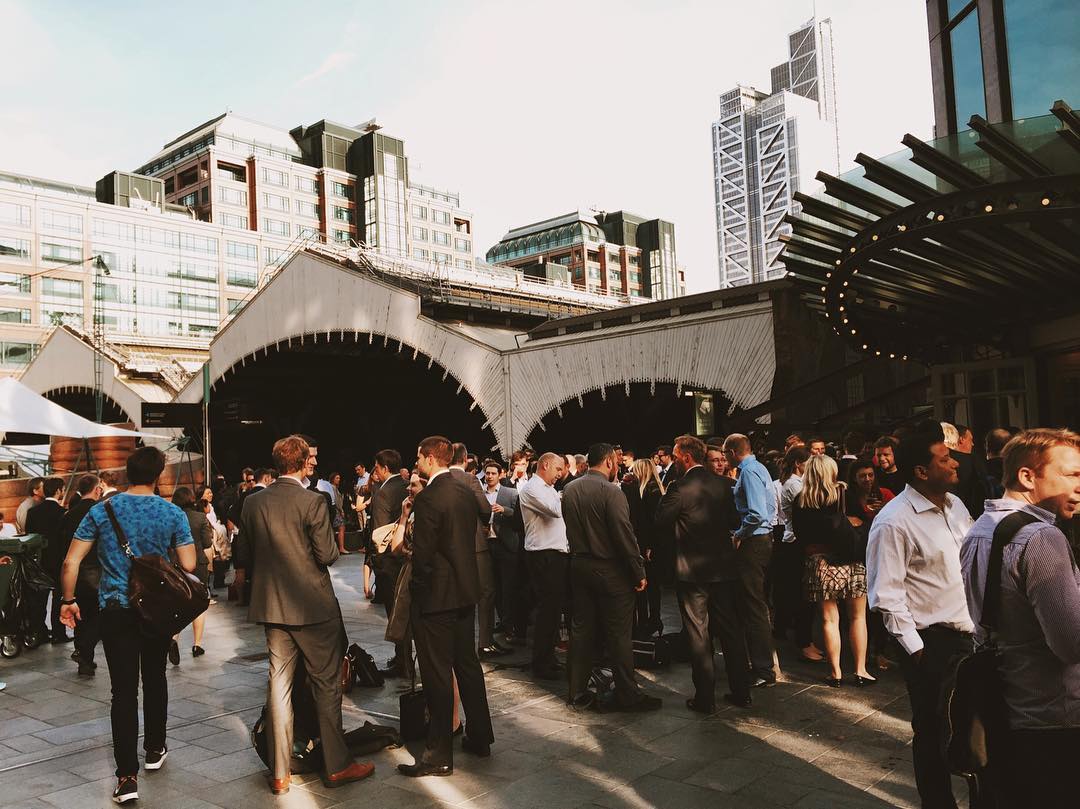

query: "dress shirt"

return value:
[517, 475, 568, 553]
[354, 473, 370, 492]
[867, 484, 974, 655]
[484, 484, 500, 537]
[780, 474, 803, 543]
[771, 478, 784, 528]
[315, 478, 337, 506]
[961, 499, 1080, 729]
[733, 455, 776, 541]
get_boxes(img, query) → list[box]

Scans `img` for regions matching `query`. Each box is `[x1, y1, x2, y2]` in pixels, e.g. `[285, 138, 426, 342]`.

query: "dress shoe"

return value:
[723, 692, 752, 708]
[397, 762, 453, 777]
[686, 697, 714, 714]
[70, 649, 81, 661]
[824, 676, 843, 688]
[192, 646, 205, 658]
[491, 641, 513, 655]
[461, 735, 491, 758]
[749, 675, 776, 688]
[852, 675, 877, 687]
[322, 761, 375, 788]
[168, 640, 180, 666]
[77, 661, 96, 677]
[478, 644, 509, 659]
[503, 632, 526, 646]
[269, 775, 290, 795]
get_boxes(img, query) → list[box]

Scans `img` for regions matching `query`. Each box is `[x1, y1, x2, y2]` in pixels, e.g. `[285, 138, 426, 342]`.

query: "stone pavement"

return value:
[0, 555, 967, 808]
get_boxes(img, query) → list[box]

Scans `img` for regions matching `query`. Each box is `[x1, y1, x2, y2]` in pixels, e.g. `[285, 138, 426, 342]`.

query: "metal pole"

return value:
[202, 363, 211, 486]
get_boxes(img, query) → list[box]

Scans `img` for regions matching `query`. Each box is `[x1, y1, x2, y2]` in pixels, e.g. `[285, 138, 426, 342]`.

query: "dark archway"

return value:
[208, 332, 497, 481]
[525, 383, 734, 457]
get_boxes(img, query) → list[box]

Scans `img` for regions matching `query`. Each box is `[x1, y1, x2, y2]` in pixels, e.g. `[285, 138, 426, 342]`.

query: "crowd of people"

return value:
[4, 418, 1076, 808]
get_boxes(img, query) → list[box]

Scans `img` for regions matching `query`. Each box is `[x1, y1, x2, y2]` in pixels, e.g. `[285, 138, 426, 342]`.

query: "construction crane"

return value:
[90, 255, 111, 422]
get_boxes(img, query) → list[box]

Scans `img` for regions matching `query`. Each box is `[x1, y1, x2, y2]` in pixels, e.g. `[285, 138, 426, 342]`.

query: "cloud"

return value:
[294, 51, 354, 86]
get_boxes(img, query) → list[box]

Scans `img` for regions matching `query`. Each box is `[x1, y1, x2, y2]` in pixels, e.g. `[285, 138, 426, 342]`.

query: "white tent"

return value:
[0, 377, 170, 441]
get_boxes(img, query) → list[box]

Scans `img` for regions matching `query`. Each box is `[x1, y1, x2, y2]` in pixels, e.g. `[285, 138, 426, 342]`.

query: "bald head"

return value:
[535, 452, 565, 485]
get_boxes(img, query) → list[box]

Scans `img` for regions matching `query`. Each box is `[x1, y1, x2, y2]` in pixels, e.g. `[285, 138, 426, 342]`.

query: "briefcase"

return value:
[399, 686, 428, 742]
[633, 635, 670, 670]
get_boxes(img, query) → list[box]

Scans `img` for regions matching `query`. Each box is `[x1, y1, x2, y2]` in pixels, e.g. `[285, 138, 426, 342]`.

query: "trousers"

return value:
[526, 550, 569, 672]
[73, 582, 100, 663]
[677, 580, 750, 705]
[735, 534, 775, 679]
[264, 618, 351, 779]
[475, 550, 496, 648]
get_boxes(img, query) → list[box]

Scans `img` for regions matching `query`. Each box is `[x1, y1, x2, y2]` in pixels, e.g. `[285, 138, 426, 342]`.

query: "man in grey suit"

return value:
[240, 435, 374, 796]
[481, 460, 524, 642]
[562, 443, 662, 712]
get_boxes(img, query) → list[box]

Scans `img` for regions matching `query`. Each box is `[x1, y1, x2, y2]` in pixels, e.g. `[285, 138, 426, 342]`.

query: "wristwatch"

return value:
[59, 597, 77, 606]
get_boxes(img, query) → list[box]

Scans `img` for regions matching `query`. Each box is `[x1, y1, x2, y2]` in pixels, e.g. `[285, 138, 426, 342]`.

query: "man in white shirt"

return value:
[518, 453, 569, 679]
[867, 425, 974, 809]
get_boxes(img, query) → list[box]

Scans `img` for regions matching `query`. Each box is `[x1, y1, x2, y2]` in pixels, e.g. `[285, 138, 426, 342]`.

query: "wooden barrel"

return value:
[49, 424, 136, 473]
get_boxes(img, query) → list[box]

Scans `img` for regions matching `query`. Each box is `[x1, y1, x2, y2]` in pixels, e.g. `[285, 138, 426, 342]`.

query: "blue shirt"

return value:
[74, 493, 193, 609]
[733, 454, 776, 540]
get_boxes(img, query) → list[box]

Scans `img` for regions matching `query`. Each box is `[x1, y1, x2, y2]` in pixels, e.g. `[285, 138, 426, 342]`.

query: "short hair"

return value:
[955, 424, 971, 439]
[451, 442, 468, 466]
[418, 436, 454, 466]
[99, 470, 119, 487]
[241, 466, 254, 478]
[253, 467, 272, 482]
[127, 447, 166, 486]
[587, 442, 616, 468]
[874, 436, 899, 452]
[1002, 428, 1080, 490]
[611, 444, 622, 452]
[537, 452, 563, 471]
[842, 431, 863, 452]
[76, 474, 100, 495]
[26, 476, 44, 496]
[374, 449, 402, 472]
[655, 445, 672, 456]
[172, 486, 196, 510]
[271, 435, 309, 475]
[723, 433, 751, 455]
[574, 453, 587, 466]
[296, 434, 317, 448]
[808, 436, 826, 447]
[985, 428, 1012, 457]
[673, 434, 706, 465]
[510, 450, 528, 464]
[43, 477, 65, 499]
[483, 459, 503, 474]
[895, 427, 943, 476]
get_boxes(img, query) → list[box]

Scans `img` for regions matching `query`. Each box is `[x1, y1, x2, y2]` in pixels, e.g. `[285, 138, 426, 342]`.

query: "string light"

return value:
[897, 224, 907, 232]
[984, 203, 994, 213]
[1041, 196, 1051, 206]
[936, 213, 945, 221]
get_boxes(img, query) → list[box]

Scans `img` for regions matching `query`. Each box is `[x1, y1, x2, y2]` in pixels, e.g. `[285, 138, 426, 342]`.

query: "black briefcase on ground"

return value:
[399, 685, 428, 742]
[633, 634, 671, 669]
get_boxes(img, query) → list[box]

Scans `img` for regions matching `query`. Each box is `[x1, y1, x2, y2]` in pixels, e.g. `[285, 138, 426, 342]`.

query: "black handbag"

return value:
[826, 488, 865, 565]
[104, 501, 209, 637]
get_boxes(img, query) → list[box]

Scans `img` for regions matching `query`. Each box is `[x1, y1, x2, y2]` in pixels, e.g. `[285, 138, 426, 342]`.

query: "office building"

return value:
[926, 0, 1080, 136]
[485, 210, 682, 300]
[713, 17, 840, 287]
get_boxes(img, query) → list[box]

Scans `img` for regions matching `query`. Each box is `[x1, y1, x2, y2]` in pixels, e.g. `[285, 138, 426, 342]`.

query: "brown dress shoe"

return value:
[322, 761, 375, 788]
[270, 775, 290, 795]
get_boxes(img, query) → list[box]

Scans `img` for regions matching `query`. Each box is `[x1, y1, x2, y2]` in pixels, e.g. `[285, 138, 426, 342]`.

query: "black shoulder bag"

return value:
[104, 501, 209, 637]
[942, 510, 1038, 783]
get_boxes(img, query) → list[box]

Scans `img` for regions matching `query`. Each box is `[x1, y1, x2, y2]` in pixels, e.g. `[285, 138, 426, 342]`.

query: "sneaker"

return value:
[112, 775, 138, 804]
[77, 661, 96, 677]
[168, 640, 180, 666]
[145, 746, 168, 770]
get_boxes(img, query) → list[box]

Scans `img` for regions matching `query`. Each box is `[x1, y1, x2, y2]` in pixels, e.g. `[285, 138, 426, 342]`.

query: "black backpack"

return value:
[942, 511, 1039, 780]
[347, 643, 385, 688]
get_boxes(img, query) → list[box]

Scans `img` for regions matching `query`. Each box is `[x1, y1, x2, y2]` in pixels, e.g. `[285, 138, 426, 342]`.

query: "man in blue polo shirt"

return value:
[724, 433, 778, 687]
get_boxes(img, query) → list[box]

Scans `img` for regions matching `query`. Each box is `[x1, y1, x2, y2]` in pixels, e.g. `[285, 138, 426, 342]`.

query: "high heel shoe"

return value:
[824, 676, 843, 688]
[852, 674, 877, 687]
[192, 646, 205, 658]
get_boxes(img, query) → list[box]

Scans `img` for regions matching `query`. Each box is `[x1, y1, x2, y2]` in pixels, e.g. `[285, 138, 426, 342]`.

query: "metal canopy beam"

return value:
[793, 193, 875, 232]
[783, 214, 851, 249]
[854, 153, 944, 203]
[969, 115, 1052, 178]
[901, 133, 987, 189]
[817, 172, 902, 218]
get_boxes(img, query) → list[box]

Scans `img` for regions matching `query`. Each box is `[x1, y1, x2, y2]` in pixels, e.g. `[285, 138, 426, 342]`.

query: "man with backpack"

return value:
[960, 429, 1080, 808]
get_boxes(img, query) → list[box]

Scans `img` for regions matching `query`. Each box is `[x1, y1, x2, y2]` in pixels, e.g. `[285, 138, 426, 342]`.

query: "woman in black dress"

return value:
[622, 458, 667, 635]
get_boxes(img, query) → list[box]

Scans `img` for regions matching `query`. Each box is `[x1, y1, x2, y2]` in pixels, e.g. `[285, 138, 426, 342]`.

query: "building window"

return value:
[41, 240, 82, 263]
[433, 231, 450, 246]
[227, 298, 244, 314]
[454, 237, 470, 252]
[262, 168, 289, 187]
[164, 178, 174, 194]
[1003, 0, 1080, 120]
[412, 226, 428, 241]
[454, 259, 471, 270]
[332, 229, 350, 244]
[412, 205, 428, 221]
[218, 186, 247, 206]
[295, 176, 319, 194]
[0, 201, 31, 227]
[226, 241, 258, 262]
[295, 199, 319, 218]
[178, 191, 199, 208]
[0, 235, 30, 260]
[226, 266, 258, 288]
[264, 247, 287, 265]
[588, 267, 600, 280]
[434, 251, 451, 264]
[178, 167, 199, 189]
[262, 193, 290, 212]
[217, 162, 246, 183]
[333, 206, 353, 224]
[432, 210, 450, 225]
[414, 247, 430, 260]
[332, 181, 351, 198]
[262, 218, 290, 237]
[949, 6, 985, 128]
[41, 209, 82, 234]
[0, 307, 30, 323]
[168, 292, 218, 313]
[179, 233, 218, 255]
[41, 277, 83, 300]
[219, 212, 249, 230]
[0, 272, 31, 295]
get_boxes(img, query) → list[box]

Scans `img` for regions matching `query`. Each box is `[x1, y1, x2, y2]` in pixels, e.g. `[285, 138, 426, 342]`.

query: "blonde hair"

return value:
[632, 458, 665, 497]
[1002, 428, 1080, 490]
[940, 422, 959, 450]
[798, 454, 841, 509]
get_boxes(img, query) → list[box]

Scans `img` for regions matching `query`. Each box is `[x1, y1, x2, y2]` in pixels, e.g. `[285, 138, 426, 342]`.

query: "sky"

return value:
[0, 0, 933, 293]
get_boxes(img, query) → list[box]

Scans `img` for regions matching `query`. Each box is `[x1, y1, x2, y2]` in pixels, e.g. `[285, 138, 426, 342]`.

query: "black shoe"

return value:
[723, 692, 752, 708]
[51, 634, 73, 645]
[686, 698, 714, 714]
[617, 695, 663, 712]
[852, 675, 877, 687]
[824, 676, 843, 688]
[385, 655, 399, 669]
[191, 646, 205, 658]
[478, 644, 510, 659]
[461, 736, 491, 758]
[112, 776, 138, 804]
[749, 676, 776, 688]
[70, 649, 81, 661]
[397, 762, 453, 777]
[168, 640, 180, 666]
[491, 641, 513, 655]
[504, 632, 527, 646]
[77, 661, 96, 677]
[145, 746, 168, 770]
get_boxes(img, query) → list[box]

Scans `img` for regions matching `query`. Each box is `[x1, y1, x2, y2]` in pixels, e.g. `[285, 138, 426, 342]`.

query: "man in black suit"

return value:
[562, 444, 661, 712]
[241, 435, 373, 795]
[367, 449, 408, 675]
[61, 475, 103, 675]
[656, 434, 750, 711]
[449, 443, 506, 658]
[27, 477, 69, 644]
[399, 436, 494, 777]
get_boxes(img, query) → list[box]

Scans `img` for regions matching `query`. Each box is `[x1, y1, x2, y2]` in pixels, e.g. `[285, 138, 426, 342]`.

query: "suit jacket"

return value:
[60, 498, 99, 587]
[370, 475, 408, 530]
[240, 479, 340, 626]
[449, 468, 493, 553]
[490, 485, 523, 554]
[409, 471, 481, 614]
[654, 465, 740, 583]
[27, 499, 67, 574]
[562, 470, 645, 585]
[230, 484, 266, 572]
